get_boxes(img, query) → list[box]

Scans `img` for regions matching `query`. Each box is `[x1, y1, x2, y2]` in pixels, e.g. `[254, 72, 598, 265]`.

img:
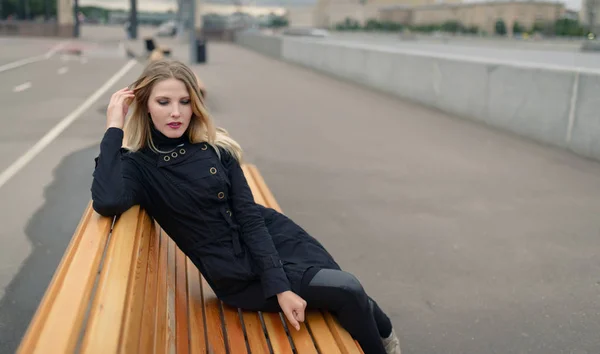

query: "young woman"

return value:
[91, 59, 401, 354]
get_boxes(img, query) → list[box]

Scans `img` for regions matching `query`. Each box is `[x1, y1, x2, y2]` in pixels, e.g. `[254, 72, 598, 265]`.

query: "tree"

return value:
[2, 0, 56, 20]
[495, 19, 506, 35]
[441, 20, 464, 33]
[512, 21, 524, 35]
[555, 18, 586, 36]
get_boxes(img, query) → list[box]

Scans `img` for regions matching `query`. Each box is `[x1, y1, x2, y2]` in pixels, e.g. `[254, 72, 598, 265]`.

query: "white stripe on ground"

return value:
[13, 82, 32, 93]
[0, 59, 138, 189]
[0, 41, 69, 74]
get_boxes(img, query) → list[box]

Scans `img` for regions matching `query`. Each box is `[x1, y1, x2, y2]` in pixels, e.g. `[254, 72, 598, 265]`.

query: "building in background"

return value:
[580, 0, 600, 31]
[379, 0, 565, 35]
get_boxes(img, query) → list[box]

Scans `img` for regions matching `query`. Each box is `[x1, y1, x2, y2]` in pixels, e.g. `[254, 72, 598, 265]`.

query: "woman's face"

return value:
[147, 78, 193, 138]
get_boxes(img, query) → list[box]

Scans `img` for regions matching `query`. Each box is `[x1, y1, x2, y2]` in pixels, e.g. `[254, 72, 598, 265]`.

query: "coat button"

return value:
[218, 192, 225, 199]
[163, 155, 170, 162]
[179, 148, 186, 155]
[171, 151, 178, 158]
[201, 144, 208, 151]
[210, 167, 217, 174]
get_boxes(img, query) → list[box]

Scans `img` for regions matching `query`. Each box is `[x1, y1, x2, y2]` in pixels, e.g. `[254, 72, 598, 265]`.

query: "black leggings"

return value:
[221, 268, 392, 354]
[300, 268, 392, 354]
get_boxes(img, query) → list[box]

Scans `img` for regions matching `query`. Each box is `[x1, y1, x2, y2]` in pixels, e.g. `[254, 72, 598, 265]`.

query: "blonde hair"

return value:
[122, 59, 242, 162]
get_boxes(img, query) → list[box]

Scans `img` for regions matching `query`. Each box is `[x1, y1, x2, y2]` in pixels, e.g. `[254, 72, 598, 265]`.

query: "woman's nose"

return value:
[171, 108, 180, 118]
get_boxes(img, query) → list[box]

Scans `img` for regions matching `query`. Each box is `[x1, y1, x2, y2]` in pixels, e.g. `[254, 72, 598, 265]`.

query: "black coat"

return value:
[91, 127, 340, 302]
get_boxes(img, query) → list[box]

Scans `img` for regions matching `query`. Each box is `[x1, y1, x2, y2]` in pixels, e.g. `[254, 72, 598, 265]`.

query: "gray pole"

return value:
[130, 0, 138, 39]
[189, 0, 196, 63]
[73, 0, 80, 37]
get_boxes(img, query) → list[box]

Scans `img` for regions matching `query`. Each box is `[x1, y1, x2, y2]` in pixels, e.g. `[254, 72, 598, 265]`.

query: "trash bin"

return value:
[195, 39, 206, 63]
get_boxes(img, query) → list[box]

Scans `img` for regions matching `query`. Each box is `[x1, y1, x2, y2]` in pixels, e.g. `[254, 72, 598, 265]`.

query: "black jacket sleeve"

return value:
[221, 149, 291, 299]
[91, 127, 142, 217]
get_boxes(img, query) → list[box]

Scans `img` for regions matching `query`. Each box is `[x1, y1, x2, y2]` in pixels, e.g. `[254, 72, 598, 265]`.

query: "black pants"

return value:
[221, 268, 392, 354]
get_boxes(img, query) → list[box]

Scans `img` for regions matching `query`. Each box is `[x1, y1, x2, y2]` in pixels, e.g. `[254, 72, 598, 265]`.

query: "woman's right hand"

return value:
[106, 87, 135, 129]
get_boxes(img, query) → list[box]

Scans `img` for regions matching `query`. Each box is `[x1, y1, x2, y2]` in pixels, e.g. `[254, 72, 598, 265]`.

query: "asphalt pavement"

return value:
[0, 25, 599, 354]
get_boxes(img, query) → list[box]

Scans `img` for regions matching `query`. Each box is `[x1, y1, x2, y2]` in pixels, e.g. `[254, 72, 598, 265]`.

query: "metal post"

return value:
[73, 0, 80, 37]
[130, 0, 137, 39]
[45, 0, 50, 21]
[189, 0, 196, 63]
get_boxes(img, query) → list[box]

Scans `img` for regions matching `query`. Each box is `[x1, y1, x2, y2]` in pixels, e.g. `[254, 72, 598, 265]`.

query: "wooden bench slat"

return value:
[79, 206, 146, 354]
[262, 312, 293, 353]
[221, 304, 249, 353]
[166, 238, 178, 353]
[153, 230, 169, 353]
[119, 212, 154, 354]
[201, 277, 227, 354]
[186, 258, 208, 354]
[306, 312, 343, 354]
[243, 165, 267, 206]
[288, 322, 318, 354]
[17, 203, 112, 354]
[323, 312, 363, 354]
[175, 247, 191, 354]
[240, 311, 271, 354]
[138, 224, 162, 353]
[247, 165, 282, 213]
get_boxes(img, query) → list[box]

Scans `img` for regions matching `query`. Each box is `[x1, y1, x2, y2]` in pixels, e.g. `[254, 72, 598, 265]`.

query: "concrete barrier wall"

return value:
[235, 32, 600, 161]
[234, 32, 282, 59]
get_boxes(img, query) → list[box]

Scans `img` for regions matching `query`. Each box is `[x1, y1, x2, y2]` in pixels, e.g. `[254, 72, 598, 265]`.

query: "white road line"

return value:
[44, 42, 69, 59]
[0, 41, 69, 74]
[0, 59, 138, 190]
[58, 67, 69, 75]
[13, 82, 32, 92]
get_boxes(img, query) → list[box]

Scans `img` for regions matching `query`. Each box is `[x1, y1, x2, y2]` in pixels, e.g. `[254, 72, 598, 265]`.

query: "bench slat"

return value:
[262, 313, 293, 353]
[166, 238, 178, 353]
[288, 323, 318, 354]
[240, 311, 271, 353]
[119, 212, 154, 354]
[175, 246, 191, 354]
[153, 230, 170, 353]
[221, 304, 248, 353]
[138, 224, 162, 353]
[323, 312, 363, 354]
[17, 203, 112, 354]
[201, 277, 227, 354]
[306, 312, 343, 354]
[246, 165, 282, 213]
[186, 258, 208, 354]
[80, 206, 146, 354]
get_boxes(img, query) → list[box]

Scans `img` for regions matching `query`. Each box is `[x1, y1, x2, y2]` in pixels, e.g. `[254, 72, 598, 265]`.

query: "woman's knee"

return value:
[309, 269, 369, 309]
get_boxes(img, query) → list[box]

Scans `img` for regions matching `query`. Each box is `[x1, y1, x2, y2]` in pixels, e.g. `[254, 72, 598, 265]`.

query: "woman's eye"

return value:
[181, 100, 190, 105]
[158, 101, 168, 106]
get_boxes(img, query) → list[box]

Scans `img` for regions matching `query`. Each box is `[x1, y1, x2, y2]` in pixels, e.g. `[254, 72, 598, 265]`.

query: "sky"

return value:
[80, 0, 583, 13]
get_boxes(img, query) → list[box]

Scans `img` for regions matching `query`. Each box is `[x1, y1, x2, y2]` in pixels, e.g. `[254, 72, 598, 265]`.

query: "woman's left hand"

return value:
[277, 291, 307, 331]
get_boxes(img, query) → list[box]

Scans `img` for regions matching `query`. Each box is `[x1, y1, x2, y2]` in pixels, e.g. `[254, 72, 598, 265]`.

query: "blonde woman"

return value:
[91, 59, 401, 354]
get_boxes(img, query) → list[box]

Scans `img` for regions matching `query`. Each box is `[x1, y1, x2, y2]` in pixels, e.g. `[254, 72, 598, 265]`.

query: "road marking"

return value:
[0, 41, 69, 74]
[0, 59, 138, 190]
[13, 82, 32, 92]
[58, 67, 69, 75]
[44, 41, 69, 59]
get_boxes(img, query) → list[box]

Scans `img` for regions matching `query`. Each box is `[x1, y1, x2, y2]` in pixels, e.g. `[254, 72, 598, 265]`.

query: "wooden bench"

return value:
[17, 164, 364, 354]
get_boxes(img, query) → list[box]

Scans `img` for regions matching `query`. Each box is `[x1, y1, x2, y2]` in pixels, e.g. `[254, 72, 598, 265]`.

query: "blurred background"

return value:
[1, 0, 600, 353]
